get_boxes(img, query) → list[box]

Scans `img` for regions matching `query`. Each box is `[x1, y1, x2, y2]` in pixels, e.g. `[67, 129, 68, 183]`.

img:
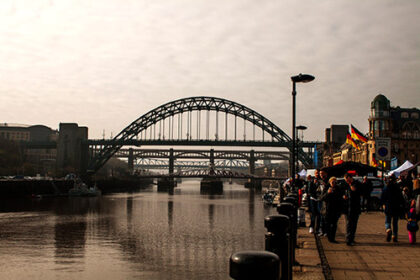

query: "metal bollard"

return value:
[264, 215, 291, 280]
[229, 250, 280, 280]
[277, 202, 297, 266]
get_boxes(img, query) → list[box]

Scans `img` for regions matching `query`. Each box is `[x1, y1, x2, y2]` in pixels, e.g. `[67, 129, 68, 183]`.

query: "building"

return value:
[368, 94, 420, 167]
[56, 123, 89, 176]
[0, 123, 30, 141]
[323, 94, 420, 170]
[0, 123, 58, 175]
[323, 125, 349, 166]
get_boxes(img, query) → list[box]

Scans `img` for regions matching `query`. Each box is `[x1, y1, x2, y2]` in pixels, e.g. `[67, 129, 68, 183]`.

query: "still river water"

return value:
[0, 180, 277, 280]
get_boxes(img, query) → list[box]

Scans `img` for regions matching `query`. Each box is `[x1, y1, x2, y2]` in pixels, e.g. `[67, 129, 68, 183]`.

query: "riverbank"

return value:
[0, 177, 153, 197]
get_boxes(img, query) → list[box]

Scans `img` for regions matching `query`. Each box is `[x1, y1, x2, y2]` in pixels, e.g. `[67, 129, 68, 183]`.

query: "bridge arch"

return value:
[88, 96, 309, 174]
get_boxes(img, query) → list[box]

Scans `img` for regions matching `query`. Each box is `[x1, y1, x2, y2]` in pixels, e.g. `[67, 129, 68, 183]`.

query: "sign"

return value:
[375, 137, 391, 161]
[390, 157, 398, 170]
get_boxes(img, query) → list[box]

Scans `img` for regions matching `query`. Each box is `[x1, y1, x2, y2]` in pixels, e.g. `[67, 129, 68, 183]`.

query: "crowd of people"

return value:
[286, 170, 420, 245]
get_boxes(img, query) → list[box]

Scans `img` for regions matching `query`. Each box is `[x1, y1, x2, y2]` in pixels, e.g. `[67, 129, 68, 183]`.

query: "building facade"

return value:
[323, 94, 420, 170]
[0, 123, 58, 175]
[0, 123, 30, 141]
[368, 94, 420, 167]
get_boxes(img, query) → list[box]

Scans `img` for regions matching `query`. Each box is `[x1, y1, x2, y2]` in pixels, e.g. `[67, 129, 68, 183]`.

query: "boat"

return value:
[69, 181, 101, 197]
[262, 188, 278, 205]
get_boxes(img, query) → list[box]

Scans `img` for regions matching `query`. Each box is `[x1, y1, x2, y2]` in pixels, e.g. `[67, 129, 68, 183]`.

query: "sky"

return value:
[0, 0, 419, 141]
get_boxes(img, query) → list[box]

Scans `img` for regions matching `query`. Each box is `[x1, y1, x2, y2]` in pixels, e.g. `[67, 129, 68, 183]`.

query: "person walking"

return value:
[320, 177, 343, 243]
[412, 173, 420, 199]
[306, 174, 318, 234]
[381, 174, 405, 242]
[343, 173, 362, 246]
[361, 176, 373, 212]
[407, 199, 419, 244]
[317, 169, 329, 236]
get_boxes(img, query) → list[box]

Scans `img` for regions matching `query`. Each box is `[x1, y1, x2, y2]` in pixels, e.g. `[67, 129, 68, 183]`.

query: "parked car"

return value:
[337, 176, 385, 211]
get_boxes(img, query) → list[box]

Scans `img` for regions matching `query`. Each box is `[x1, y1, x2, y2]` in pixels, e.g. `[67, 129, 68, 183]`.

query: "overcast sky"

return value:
[0, 0, 419, 141]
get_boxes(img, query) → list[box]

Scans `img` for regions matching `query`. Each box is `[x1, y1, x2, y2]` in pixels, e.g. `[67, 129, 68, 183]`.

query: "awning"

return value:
[388, 160, 414, 177]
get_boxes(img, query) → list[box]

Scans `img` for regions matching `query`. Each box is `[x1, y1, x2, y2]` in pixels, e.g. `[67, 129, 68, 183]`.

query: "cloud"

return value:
[0, 0, 419, 140]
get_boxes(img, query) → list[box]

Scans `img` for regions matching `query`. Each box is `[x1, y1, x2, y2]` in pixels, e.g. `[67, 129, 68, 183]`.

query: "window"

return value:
[411, 112, 419, 119]
[401, 112, 409, 118]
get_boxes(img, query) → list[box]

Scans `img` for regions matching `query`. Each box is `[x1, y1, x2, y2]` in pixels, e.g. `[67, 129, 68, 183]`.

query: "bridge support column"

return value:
[200, 178, 223, 194]
[249, 150, 256, 175]
[209, 149, 215, 167]
[128, 148, 134, 174]
[245, 179, 262, 190]
[157, 178, 175, 192]
[244, 150, 261, 189]
[158, 148, 176, 192]
[169, 148, 174, 175]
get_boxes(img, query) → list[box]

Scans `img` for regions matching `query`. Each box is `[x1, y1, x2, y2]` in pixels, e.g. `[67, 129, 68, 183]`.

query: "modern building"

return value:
[56, 123, 89, 176]
[323, 125, 349, 166]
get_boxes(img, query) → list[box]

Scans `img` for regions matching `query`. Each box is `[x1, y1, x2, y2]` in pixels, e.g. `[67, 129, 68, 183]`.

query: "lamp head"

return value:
[291, 73, 315, 83]
[296, 125, 307, 131]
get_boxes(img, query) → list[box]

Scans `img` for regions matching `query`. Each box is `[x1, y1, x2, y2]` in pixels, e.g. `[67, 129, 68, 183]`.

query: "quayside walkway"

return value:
[294, 211, 420, 280]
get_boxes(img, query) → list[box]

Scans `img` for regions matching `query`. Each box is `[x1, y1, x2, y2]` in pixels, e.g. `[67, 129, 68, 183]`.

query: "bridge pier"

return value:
[169, 148, 174, 175]
[244, 179, 262, 190]
[128, 148, 134, 174]
[200, 178, 223, 194]
[244, 150, 262, 189]
[157, 178, 176, 192]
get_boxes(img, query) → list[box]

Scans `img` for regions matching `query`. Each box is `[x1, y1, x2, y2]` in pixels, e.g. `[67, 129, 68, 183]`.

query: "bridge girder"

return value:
[87, 96, 313, 174]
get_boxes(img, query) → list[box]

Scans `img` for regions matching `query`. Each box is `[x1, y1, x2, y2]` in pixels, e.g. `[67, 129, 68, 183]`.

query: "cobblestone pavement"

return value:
[294, 218, 323, 280]
[319, 211, 420, 280]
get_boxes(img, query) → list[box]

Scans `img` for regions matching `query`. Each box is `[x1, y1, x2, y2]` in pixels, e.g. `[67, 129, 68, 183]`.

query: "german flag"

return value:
[351, 125, 368, 143]
[346, 133, 360, 150]
[372, 156, 378, 167]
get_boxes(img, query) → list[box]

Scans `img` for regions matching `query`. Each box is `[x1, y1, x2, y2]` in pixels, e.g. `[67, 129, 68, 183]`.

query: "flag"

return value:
[351, 125, 368, 143]
[372, 156, 378, 167]
[346, 133, 360, 150]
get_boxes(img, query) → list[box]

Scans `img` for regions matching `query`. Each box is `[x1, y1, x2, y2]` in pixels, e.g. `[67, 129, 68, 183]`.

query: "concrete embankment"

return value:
[0, 177, 153, 197]
[0, 179, 74, 198]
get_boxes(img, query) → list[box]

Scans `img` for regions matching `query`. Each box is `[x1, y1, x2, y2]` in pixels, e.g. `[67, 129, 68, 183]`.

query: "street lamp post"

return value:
[296, 125, 307, 174]
[291, 74, 315, 180]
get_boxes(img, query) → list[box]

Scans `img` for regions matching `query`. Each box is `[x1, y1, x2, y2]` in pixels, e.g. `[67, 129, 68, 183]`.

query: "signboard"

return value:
[390, 157, 398, 170]
[375, 137, 391, 161]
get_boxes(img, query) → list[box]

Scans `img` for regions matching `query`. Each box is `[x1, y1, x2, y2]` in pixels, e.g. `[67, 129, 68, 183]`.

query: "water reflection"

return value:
[0, 181, 276, 279]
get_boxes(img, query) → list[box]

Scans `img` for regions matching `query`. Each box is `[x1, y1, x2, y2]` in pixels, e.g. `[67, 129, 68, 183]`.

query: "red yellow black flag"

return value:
[351, 125, 368, 143]
[346, 133, 360, 150]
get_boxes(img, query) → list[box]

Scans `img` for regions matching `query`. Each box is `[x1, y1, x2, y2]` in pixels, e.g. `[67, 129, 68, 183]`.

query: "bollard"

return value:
[277, 202, 297, 266]
[229, 250, 280, 280]
[284, 196, 298, 208]
[264, 215, 291, 280]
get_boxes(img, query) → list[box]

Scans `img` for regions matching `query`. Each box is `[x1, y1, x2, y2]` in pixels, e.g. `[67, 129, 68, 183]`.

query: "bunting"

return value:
[346, 133, 360, 150]
[351, 125, 368, 143]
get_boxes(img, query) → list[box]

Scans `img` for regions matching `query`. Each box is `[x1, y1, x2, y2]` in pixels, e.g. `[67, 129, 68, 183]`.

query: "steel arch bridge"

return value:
[87, 96, 312, 174]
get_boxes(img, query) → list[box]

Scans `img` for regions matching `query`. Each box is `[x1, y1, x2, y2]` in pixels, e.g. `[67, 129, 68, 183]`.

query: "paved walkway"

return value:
[294, 211, 420, 280]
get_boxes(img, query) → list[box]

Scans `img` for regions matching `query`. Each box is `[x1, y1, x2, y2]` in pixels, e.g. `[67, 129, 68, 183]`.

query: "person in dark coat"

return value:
[316, 169, 330, 236]
[320, 177, 343, 243]
[381, 174, 405, 242]
[361, 176, 373, 212]
[343, 173, 362, 246]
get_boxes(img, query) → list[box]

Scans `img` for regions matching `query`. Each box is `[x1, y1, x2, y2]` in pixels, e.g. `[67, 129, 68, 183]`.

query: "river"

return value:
[0, 180, 276, 280]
